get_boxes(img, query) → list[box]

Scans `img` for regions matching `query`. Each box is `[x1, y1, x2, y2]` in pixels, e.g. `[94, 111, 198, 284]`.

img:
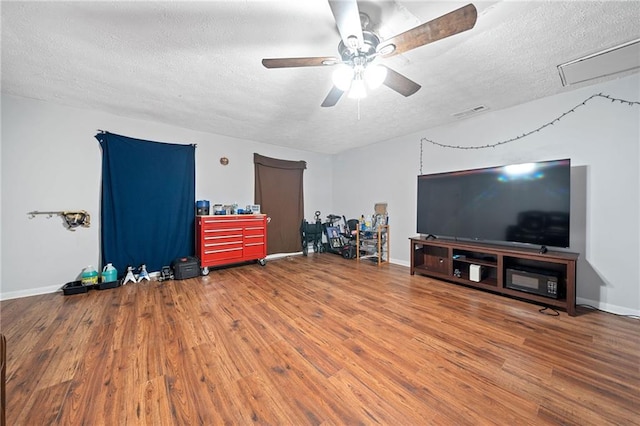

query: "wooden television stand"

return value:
[409, 236, 579, 316]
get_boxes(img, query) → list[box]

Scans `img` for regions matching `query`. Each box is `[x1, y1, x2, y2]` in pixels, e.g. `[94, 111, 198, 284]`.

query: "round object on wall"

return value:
[220, 157, 229, 165]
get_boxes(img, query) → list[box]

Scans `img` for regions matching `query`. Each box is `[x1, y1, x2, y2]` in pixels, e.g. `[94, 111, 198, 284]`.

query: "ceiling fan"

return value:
[262, 1, 477, 107]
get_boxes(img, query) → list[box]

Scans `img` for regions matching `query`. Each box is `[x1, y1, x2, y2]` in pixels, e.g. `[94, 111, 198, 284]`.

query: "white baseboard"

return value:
[576, 297, 640, 317]
[266, 251, 303, 260]
[389, 258, 409, 267]
[1, 284, 62, 301]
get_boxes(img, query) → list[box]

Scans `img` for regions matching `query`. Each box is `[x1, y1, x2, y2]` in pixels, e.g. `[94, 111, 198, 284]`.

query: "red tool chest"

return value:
[196, 214, 267, 274]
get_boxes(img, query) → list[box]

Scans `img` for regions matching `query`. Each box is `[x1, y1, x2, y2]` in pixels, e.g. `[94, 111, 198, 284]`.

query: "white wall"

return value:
[2, 75, 639, 315]
[0, 94, 333, 299]
[334, 74, 640, 316]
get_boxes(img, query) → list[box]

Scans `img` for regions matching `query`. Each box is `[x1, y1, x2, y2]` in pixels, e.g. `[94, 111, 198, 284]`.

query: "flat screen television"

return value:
[417, 159, 571, 249]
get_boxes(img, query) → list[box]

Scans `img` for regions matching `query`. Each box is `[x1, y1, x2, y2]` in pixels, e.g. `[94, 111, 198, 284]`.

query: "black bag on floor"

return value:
[171, 256, 201, 280]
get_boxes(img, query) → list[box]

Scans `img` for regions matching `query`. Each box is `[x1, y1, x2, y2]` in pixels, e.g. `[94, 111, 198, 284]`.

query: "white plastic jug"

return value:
[101, 263, 117, 283]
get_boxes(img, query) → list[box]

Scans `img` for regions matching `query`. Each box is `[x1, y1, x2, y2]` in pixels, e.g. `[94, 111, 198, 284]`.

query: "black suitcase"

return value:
[171, 256, 201, 280]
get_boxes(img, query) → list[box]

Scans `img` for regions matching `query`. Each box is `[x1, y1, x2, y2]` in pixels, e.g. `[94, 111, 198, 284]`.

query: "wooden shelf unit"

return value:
[409, 237, 579, 316]
[357, 225, 389, 265]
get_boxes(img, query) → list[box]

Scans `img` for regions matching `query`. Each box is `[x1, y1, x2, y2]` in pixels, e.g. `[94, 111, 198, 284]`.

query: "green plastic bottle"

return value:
[101, 263, 117, 283]
[81, 265, 99, 286]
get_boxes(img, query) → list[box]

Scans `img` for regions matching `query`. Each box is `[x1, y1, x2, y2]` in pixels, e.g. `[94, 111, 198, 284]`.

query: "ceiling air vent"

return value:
[452, 105, 488, 119]
[558, 39, 640, 86]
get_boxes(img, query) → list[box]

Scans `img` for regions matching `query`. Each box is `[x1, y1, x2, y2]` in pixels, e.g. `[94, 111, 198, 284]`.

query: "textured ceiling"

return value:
[2, 1, 639, 154]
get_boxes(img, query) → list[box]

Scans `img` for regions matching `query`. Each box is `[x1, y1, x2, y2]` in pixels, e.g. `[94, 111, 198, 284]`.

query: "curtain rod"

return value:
[95, 130, 196, 147]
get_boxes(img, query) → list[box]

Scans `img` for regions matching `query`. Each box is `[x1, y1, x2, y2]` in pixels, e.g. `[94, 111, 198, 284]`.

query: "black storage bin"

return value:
[171, 256, 201, 280]
[62, 280, 89, 295]
[97, 280, 121, 290]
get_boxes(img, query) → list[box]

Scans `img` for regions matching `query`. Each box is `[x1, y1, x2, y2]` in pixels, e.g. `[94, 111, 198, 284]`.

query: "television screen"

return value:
[417, 159, 571, 248]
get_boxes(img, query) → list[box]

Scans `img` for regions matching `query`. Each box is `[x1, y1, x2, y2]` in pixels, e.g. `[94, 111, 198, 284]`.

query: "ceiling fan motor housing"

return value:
[338, 31, 380, 64]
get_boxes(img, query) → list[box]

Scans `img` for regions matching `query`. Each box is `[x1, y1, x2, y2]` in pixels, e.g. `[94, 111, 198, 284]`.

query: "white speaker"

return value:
[469, 264, 483, 282]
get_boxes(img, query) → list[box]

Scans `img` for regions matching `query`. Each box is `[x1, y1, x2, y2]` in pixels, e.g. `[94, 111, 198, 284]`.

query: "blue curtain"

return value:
[96, 132, 195, 275]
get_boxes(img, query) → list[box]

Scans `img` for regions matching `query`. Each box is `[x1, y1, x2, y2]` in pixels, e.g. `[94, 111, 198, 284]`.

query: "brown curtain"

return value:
[254, 153, 306, 255]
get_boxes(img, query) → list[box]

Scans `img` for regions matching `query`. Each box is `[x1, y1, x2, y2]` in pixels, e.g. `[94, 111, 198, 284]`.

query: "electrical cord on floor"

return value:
[577, 304, 640, 320]
[538, 306, 560, 316]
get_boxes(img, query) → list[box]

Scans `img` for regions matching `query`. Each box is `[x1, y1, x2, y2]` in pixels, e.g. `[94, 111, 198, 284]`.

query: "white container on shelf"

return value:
[470, 264, 483, 282]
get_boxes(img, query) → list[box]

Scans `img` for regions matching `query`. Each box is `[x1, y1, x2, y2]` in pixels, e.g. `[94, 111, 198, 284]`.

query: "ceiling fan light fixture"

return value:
[263, 2, 477, 107]
[332, 64, 354, 91]
[348, 78, 367, 99]
[364, 64, 388, 89]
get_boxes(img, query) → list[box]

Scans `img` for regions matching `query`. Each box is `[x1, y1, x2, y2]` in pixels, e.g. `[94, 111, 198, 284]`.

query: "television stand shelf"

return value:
[409, 237, 579, 316]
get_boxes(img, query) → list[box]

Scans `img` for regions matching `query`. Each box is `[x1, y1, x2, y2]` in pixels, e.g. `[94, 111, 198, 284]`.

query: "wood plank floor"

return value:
[1, 254, 639, 425]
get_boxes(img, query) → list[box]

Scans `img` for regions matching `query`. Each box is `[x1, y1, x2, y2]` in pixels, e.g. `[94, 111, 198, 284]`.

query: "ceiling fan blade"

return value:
[321, 86, 344, 107]
[328, 0, 363, 49]
[262, 57, 339, 68]
[377, 3, 477, 58]
[382, 66, 421, 97]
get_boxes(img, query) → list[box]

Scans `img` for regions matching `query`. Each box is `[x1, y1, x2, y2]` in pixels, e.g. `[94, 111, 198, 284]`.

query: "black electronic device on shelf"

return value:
[506, 267, 563, 299]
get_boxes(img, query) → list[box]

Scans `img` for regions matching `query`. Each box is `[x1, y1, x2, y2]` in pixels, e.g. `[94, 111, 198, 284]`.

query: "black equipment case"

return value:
[171, 256, 201, 280]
